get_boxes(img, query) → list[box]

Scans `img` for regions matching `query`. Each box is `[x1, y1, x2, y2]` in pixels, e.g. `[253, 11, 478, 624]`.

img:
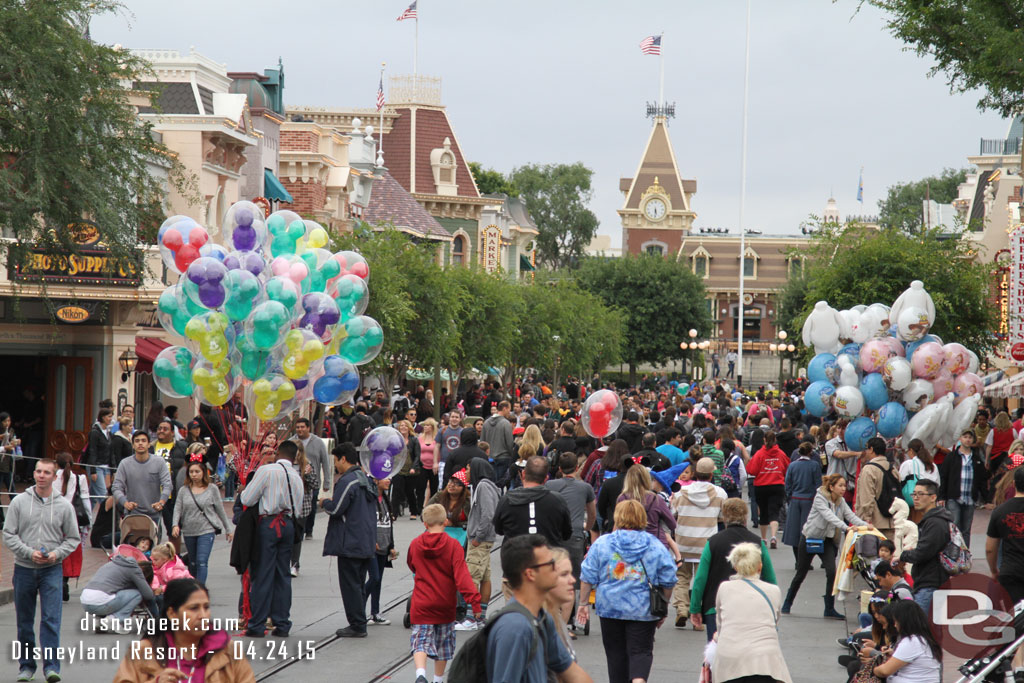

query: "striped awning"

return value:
[985, 372, 1024, 398]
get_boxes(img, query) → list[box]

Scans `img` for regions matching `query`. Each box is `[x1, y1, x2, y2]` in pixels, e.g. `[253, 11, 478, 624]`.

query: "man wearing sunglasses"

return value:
[486, 535, 592, 683]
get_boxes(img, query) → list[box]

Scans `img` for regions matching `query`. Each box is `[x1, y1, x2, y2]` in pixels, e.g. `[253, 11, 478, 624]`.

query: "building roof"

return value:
[228, 74, 273, 111]
[363, 170, 452, 241]
[678, 234, 805, 290]
[621, 117, 695, 211]
[380, 107, 480, 198]
[135, 81, 214, 115]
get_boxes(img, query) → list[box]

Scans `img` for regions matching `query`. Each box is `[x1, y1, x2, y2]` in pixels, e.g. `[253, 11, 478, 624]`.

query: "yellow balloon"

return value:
[307, 227, 329, 249]
[252, 377, 296, 420]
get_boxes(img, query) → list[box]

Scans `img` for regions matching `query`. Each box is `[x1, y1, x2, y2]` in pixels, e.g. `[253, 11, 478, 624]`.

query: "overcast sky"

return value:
[92, 1, 1009, 244]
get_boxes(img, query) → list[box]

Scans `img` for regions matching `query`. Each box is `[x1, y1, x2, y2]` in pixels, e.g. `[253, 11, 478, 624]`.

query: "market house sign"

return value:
[11, 221, 141, 287]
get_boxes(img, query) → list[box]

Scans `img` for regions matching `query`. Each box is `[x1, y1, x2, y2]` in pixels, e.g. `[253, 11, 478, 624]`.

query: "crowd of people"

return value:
[3, 373, 1024, 682]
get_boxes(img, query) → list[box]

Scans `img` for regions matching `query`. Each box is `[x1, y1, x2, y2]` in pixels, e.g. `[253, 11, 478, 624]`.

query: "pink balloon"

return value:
[910, 342, 945, 380]
[882, 336, 906, 358]
[859, 339, 894, 374]
[932, 368, 955, 399]
[942, 343, 970, 375]
[953, 372, 984, 404]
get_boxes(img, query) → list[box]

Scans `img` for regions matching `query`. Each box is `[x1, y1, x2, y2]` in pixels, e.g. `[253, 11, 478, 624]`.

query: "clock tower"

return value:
[618, 113, 696, 257]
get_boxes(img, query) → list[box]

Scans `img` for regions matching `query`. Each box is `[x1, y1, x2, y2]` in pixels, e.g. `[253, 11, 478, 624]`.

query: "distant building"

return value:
[585, 235, 622, 258]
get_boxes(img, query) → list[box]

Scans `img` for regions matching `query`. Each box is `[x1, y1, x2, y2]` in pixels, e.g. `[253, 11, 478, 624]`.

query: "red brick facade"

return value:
[280, 130, 318, 153]
[622, 227, 684, 256]
[279, 180, 326, 216]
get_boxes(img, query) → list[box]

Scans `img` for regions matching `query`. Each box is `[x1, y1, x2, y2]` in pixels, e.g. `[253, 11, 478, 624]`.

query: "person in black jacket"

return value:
[615, 412, 647, 454]
[86, 408, 114, 498]
[194, 404, 228, 474]
[346, 403, 376, 446]
[894, 479, 953, 618]
[109, 417, 135, 469]
[493, 456, 572, 547]
[937, 430, 986, 547]
[443, 428, 487, 488]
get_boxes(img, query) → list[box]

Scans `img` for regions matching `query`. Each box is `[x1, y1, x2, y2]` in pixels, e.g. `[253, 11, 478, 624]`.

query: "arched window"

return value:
[452, 235, 465, 265]
[645, 244, 665, 256]
[694, 255, 707, 277]
[439, 153, 454, 184]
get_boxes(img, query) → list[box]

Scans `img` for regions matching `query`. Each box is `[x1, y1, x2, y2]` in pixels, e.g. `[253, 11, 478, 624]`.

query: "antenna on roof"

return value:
[645, 102, 675, 120]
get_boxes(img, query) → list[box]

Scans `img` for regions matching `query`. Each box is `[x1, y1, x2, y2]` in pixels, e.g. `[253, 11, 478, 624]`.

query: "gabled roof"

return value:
[363, 170, 452, 241]
[621, 117, 695, 211]
[380, 106, 480, 198]
[135, 81, 215, 115]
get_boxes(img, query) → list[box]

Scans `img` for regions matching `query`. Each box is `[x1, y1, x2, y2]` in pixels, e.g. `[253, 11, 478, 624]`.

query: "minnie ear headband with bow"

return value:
[189, 453, 204, 463]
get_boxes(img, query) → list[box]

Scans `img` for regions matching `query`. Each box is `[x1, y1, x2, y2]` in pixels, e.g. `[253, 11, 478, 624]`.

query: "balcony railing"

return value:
[980, 138, 1022, 155]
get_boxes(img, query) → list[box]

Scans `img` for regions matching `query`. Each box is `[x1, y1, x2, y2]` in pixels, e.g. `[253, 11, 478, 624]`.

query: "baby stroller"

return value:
[115, 513, 159, 556]
[835, 527, 882, 595]
[955, 600, 1024, 682]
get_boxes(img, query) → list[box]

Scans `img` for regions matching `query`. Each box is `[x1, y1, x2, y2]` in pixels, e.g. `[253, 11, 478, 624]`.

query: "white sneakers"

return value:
[290, 565, 299, 577]
[453, 618, 481, 631]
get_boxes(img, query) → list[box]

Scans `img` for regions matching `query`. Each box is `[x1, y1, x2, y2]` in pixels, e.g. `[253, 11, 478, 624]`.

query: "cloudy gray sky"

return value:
[93, 1, 1008, 244]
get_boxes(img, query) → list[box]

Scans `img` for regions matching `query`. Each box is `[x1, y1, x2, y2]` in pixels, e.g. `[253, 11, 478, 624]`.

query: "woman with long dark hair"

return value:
[145, 401, 165, 442]
[115, 578, 255, 682]
[747, 431, 791, 548]
[596, 439, 633, 531]
[172, 458, 233, 584]
[55, 451, 90, 601]
[863, 600, 941, 681]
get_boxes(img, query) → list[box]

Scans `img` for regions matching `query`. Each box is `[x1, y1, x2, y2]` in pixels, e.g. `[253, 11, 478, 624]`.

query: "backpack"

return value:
[447, 601, 545, 683]
[720, 455, 740, 494]
[866, 462, 901, 519]
[938, 521, 973, 576]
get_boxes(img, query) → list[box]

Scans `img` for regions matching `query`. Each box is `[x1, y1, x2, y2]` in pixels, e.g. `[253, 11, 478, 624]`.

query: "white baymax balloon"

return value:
[836, 354, 860, 387]
[868, 303, 891, 333]
[803, 301, 847, 355]
[902, 394, 953, 450]
[966, 350, 980, 374]
[902, 379, 935, 412]
[853, 307, 886, 343]
[942, 393, 981, 449]
[890, 280, 936, 328]
[840, 310, 859, 343]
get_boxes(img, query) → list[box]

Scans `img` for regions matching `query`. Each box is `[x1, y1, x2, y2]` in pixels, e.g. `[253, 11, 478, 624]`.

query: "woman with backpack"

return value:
[782, 442, 822, 567]
[780, 473, 868, 619]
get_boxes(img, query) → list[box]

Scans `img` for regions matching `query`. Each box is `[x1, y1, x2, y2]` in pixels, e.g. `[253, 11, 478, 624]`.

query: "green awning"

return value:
[519, 254, 535, 271]
[264, 168, 294, 203]
[405, 368, 453, 381]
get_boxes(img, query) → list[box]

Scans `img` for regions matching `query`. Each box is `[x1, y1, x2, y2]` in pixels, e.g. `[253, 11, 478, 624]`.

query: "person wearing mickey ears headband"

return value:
[114, 577, 255, 683]
[172, 453, 233, 585]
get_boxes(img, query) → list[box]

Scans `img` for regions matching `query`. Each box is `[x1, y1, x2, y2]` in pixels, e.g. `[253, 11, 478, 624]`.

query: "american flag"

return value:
[639, 34, 662, 55]
[376, 76, 385, 111]
[396, 1, 416, 21]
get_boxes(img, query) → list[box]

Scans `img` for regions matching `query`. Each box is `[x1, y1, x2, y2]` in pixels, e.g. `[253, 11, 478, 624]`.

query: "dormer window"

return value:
[690, 246, 711, 279]
[430, 137, 458, 196]
[741, 246, 759, 279]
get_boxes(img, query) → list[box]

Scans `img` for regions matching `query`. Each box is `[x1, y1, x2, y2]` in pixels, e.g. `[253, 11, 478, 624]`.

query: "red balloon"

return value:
[188, 226, 209, 249]
[590, 415, 611, 438]
[589, 402, 608, 418]
[600, 393, 619, 411]
[350, 262, 369, 279]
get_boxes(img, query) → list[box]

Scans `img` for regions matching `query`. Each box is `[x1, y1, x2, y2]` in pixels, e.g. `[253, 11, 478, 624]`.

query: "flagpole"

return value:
[414, 3, 418, 78]
[378, 62, 386, 163]
[658, 32, 665, 111]
[736, 0, 751, 391]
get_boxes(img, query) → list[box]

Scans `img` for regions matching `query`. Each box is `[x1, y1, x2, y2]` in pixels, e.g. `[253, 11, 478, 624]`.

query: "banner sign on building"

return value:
[1009, 227, 1024, 363]
[482, 225, 501, 273]
[11, 221, 141, 287]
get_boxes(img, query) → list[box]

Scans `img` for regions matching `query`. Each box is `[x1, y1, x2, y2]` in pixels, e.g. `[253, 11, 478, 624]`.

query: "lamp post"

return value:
[552, 335, 561, 388]
[118, 349, 138, 383]
[768, 330, 789, 391]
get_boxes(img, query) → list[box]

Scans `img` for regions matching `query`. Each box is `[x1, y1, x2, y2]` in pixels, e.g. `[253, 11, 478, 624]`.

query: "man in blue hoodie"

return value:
[322, 443, 377, 638]
[3, 458, 80, 683]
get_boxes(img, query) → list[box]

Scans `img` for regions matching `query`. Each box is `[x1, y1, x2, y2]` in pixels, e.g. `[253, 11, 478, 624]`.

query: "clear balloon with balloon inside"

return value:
[153, 201, 379, 424]
[799, 281, 982, 453]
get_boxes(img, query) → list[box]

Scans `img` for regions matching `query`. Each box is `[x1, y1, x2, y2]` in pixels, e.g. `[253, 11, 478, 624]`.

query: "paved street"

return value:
[0, 500, 989, 682]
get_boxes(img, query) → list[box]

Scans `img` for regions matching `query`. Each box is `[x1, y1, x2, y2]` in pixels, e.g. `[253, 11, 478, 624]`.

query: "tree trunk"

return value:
[629, 362, 637, 387]
[433, 367, 443, 420]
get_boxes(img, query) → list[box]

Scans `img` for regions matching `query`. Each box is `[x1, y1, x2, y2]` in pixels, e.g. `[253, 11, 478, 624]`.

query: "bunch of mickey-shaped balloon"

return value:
[801, 280, 983, 453]
[153, 201, 379, 421]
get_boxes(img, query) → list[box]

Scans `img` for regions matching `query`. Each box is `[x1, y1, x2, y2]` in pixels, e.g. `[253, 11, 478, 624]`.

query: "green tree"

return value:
[468, 162, 518, 197]
[447, 265, 523, 387]
[575, 255, 711, 382]
[788, 222, 997, 358]
[0, 0, 195, 279]
[510, 163, 599, 270]
[877, 168, 970, 232]
[862, 1, 1024, 117]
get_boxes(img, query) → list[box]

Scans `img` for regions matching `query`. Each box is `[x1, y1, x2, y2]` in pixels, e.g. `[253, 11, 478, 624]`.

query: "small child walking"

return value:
[407, 503, 482, 683]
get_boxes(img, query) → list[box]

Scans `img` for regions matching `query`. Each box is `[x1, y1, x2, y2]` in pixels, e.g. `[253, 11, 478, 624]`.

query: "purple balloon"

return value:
[359, 426, 407, 480]
[300, 293, 341, 338]
[224, 250, 266, 278]
[186, 258, 228, 309]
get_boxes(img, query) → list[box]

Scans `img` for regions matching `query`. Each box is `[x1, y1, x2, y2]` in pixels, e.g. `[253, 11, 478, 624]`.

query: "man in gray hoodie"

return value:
[459, 458, 500, 631]
[3, 458, 80, 683]
[111, 431, 171, 539]
[481, 401, 515, 486]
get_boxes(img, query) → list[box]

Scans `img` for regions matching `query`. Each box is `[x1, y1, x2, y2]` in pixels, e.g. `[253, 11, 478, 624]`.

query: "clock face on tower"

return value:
[644, 197, 667, 221]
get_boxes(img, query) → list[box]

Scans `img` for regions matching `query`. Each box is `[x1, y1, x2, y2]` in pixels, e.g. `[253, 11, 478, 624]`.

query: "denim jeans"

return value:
[13, 563, 63, 674]
[914, 587, 935, 619]
[704, 611, 717, 642]
[82, 588, 142, 620]
[363, 553, 388, 616]
[184, 532, 216, 585]
[88, 466, 109, 498]
[945, 499, 975, 549]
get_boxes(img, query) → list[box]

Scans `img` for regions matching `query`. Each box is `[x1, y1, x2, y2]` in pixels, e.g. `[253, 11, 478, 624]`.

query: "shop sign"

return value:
[54, 305, 90, 324]
[482, 225, 501, 273]
[1010, 227, 1024, 365]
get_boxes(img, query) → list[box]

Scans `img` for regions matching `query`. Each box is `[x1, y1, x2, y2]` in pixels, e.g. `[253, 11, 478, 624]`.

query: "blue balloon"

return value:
[840, 343, 862, 358]
[805, 380, 836, 417]
[860, 373, 889, 412]
[313, 355, 360, 405]
[876, 402, 909, 439]
[808, 353, 838, 385]
[906, 335, 940, 361]
[845, 416, 878, 451]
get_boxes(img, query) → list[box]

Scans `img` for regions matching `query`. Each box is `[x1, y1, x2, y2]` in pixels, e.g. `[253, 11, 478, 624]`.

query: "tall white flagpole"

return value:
[378, 62, 386, 164]
[737, 0, 751, 390]
[659, 32, 665, 111]
[413, 3, 418, 78]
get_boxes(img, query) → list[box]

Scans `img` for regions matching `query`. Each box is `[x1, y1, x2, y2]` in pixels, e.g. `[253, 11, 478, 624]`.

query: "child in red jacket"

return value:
[408, 503, 482, 683]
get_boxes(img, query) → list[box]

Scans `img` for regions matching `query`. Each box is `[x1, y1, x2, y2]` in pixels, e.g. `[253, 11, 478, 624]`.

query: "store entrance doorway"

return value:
[45, 356, 94, 459]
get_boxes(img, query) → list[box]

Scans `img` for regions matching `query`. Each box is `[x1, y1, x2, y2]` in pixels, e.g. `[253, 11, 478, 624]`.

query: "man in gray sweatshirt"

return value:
[290, 417, 329, 539]
[111, 431, 171, 539]
[3, 458, 80, 683]
[481, 401, 515, 486]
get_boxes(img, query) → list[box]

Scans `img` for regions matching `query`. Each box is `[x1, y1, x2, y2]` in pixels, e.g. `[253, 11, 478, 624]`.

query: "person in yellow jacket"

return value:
[115, 578, 254, 683]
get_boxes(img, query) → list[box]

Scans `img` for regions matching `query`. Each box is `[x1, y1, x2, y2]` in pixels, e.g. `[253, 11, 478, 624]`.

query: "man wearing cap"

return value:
[670, 458, 726, 629]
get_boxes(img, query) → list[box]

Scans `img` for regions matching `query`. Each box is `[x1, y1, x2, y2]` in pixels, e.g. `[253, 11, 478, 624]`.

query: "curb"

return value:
[0, 588, 12, 607]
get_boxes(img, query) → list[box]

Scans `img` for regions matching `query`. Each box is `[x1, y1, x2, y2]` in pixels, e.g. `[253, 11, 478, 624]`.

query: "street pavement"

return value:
[0, 499, 992, 682]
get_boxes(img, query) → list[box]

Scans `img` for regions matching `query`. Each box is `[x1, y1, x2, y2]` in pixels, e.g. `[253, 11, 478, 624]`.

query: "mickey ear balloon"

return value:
[581, 389, 623, 439]
[158, 216, 209, 274]
[360, 426, 408, 480]
[224, 200, 268, 253]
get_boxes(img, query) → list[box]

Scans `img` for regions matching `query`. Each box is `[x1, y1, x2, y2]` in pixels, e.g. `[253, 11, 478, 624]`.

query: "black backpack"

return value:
[447, 601, 544, 683]
[867, 461, 901, 518]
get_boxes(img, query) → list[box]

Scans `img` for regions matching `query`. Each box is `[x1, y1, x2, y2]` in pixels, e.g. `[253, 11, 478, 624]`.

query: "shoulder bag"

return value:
[638, 557, 669, 619]
[70, 474, 91, 528]
[187, 486, 223, 535]
[280, 463, 304, 544]
[741, 578, 778, 631]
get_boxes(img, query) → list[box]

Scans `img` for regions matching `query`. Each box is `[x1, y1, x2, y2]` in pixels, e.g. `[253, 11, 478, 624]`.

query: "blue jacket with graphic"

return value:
[581, 528, 677, 621]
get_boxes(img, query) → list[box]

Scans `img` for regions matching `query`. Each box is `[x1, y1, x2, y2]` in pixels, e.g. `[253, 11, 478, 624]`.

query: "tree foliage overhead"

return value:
[510, 163, 599, 270]
[862, 0, 1024, 117]
[785, 221, 998, 358]
[468, 162, 518, 197]
[877, 168, 970, 232]
[0, 0, 193, 275]
[575, 255, 712, 374]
